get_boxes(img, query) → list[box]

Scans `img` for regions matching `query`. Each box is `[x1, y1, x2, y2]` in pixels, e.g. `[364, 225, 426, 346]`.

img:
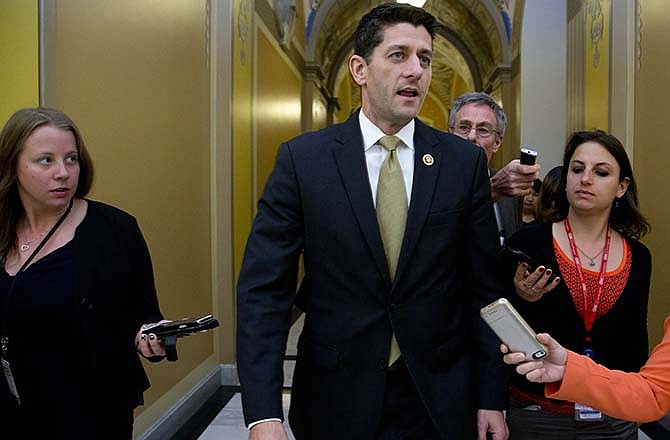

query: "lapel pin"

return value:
[422, 154, 434, 166]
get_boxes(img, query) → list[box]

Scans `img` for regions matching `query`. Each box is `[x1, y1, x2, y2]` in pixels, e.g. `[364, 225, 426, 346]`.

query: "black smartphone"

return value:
[520, 147, 538, 165]
[502, 246, 557, 283]
[141, 314, 219, 338]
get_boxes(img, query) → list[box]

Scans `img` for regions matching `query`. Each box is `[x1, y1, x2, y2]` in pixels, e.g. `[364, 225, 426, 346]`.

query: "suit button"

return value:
[377, 359, 387, 370]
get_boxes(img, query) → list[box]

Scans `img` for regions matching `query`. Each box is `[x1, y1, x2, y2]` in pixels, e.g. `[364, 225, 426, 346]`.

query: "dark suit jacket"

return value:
[236, 113, 508, 439]
[489, 168, 522, 244]
[74, 200, 164, 408]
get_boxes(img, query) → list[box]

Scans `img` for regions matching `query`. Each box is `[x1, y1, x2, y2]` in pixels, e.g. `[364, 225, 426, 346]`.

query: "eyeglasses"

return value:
[452, 123, 498, 139]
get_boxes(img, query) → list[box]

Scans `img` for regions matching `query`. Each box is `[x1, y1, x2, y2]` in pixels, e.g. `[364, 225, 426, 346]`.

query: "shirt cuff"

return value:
[248, 418, 283, 430]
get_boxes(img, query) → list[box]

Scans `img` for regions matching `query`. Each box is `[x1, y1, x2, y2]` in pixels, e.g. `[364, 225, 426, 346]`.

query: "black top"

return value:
[507, 223, 650, 398]
[0, 243, 94, 435]
[0, 200, 163, 439]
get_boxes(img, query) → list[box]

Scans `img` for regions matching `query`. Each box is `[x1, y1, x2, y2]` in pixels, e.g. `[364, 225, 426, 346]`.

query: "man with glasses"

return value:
[449, 92, 540, 244]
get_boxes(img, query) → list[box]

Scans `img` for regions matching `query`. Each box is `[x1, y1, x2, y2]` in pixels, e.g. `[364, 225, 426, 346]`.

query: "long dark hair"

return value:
[0, 108, 94, 257]
[554, 130, 649, 240]
[536, 166, 563, 224]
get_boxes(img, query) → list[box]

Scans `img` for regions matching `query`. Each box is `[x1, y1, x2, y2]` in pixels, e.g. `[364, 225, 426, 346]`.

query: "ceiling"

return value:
[307, 0, 508, 108]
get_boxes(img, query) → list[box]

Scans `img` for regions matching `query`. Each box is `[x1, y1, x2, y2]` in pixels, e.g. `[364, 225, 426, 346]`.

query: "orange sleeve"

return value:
[545, 318, 670, 422]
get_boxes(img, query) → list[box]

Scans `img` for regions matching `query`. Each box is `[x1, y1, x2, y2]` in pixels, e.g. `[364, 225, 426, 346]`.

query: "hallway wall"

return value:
[254, 21, 302, 202]
[635, 0, 670, 348]
[0, 0, 38, 123]
[40, 0, 216, 434]
[520, 0, 567, 170]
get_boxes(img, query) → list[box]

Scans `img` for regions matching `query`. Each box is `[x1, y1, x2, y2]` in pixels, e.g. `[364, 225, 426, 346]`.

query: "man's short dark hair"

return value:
[353, 2, 438, 63]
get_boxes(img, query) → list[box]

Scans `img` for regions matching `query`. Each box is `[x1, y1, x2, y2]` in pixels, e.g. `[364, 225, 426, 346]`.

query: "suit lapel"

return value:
[332, 113, 392, 287]
[394, 120, 441, 284]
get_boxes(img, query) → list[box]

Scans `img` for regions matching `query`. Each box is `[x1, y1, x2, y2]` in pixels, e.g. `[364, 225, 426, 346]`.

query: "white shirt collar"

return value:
[359, 110, 415, 152]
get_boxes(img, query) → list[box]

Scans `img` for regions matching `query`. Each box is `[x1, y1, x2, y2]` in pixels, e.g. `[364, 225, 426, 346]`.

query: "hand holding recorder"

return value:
[490, 147, 540, 200]
[139, 314, 219, 362]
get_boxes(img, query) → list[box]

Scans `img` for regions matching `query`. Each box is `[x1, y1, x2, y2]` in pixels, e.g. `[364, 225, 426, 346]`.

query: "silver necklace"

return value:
[575, 244, 604, 267]
[19, 231, 48, 252]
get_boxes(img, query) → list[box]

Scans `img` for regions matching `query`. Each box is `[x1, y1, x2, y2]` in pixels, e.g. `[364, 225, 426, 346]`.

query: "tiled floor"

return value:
[197, 393, 295, 440]
[198, 394, 653, 440]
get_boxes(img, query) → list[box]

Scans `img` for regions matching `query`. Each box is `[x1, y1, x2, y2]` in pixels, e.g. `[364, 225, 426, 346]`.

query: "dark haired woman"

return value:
[0, 108, 166, 438]
[505, 130, 651, 439]
[535, 165, 563, 224]
[521, 178, 542, 227]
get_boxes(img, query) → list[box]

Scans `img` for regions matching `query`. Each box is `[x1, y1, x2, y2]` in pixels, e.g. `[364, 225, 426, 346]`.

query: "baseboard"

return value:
[220, 363, 239, 386]
[138, 364, 232, 440]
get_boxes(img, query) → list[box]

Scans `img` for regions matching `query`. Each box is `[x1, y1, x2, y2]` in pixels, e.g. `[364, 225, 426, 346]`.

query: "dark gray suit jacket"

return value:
[236, 112, 508, 439]
[490, 168, 522, 245]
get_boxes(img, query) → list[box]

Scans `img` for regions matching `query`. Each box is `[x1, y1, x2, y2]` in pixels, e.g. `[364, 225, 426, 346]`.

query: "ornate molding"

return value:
[237, 0, 251, 65]
[304, 62, 324, 81]
[327, 96, 341, 113]
[586, 0, 604, 68]
[636, 0, 642, 71]
[272, 0, 297, 49]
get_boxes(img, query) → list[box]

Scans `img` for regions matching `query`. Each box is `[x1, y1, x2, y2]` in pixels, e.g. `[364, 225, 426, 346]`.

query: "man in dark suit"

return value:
[237, 4, 509, 440]
[448, 92, 540, 245]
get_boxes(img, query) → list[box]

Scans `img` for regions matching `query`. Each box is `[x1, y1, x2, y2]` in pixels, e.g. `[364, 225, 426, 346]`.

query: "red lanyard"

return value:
[563, 218, 611, 339]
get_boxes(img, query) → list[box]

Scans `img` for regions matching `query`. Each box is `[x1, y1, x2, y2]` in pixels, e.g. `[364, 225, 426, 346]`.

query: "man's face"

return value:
[349, 22, 432, 133]
[451, 103, 501, 163]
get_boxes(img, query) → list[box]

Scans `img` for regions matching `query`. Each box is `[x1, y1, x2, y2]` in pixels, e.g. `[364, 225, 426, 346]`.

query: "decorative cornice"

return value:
[304, 62, 325, 81]
[237, 0, 251, 65]
[587, 0, 604, 69]
[327, 96, 340, 112]
[636, 0, 642, 71]
[489, 63, 513, 85]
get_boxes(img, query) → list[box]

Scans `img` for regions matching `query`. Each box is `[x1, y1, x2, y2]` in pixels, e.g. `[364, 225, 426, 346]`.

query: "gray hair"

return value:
[448, 92, 507, 137]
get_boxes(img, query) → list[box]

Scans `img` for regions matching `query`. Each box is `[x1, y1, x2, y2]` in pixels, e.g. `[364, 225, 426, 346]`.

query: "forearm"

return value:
[546, 350, 670, 422]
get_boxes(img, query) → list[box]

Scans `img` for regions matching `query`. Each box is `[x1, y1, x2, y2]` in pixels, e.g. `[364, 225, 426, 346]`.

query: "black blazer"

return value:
[74, 200, 163, 408]
[237, 113, 508, 439]
[507, 223, 650, 398]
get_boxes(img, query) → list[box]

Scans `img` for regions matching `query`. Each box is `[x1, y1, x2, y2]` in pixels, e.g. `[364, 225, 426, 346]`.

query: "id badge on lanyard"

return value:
[575, 402, 603, 421]
[1, 355, 20, 404]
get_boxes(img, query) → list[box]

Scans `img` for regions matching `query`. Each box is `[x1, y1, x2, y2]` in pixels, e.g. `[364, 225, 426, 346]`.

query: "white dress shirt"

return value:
[359, 111, 414, 207]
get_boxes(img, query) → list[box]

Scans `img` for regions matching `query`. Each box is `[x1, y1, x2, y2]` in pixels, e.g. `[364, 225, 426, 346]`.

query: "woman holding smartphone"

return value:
[505, 130, 651, 439]
[0, 108, 166, 438]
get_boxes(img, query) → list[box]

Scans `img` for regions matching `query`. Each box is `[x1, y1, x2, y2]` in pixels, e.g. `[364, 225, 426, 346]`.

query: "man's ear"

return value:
[491, 135, 502, 154]
[349, 54, 368, 86]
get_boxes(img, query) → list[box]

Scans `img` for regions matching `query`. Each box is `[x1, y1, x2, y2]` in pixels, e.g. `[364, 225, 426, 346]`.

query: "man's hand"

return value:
[490, 159, 540, 201]
[249, 421, 288, 440]
[501, 333, 568, 383]
[477, 409, 508, 440]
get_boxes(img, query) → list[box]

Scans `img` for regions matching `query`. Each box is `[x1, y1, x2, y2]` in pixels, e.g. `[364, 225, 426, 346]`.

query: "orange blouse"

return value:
[554, 237, 631, 319]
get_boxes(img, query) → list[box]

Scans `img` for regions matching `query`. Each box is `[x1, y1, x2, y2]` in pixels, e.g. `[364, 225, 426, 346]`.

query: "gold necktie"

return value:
[376, 135, 407, 365]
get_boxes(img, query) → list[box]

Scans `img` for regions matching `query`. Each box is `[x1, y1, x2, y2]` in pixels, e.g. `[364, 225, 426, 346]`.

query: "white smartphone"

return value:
[480, 298, 548, 361]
